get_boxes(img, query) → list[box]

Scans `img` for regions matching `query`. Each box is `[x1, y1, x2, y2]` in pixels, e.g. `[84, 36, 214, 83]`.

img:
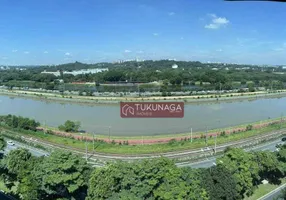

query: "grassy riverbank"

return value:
[1, 120, 286, 154]
[42, 116, 284, 140]
[1, 89, 286, 105]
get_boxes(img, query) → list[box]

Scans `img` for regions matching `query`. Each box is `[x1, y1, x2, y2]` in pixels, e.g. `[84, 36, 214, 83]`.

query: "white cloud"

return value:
[216, 49, 223, 52]
[153, 33, 159, 36]
[124, 50, 132, 53]
[205, 24, 220, 29]
[24, 51, 30, 54]
[168, 12, 175, 16]
[137, 50, 144, 54]
[213, 17, 229, 25]
[44, 51, 48, 54]
[12, 50, 18, 53]
[65, 52, 71, 56]
[205, 14, 229, 29]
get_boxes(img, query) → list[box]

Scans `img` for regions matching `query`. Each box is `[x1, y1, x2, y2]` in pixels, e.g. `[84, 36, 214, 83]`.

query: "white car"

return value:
[7, 141, 15, 146]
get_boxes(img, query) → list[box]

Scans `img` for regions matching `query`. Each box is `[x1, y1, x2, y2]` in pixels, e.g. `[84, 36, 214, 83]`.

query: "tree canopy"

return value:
[0, 136, 6, 151]
[0, 144, 285, 200]
[87, 158, 208, 200]
[58, 120, 81, 133]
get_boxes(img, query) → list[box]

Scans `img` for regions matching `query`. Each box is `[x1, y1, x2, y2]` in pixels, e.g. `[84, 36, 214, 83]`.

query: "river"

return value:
[0, 95, 285, 136]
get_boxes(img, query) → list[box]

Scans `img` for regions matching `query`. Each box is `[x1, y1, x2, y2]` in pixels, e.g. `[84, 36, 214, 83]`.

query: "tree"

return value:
[247, 83, 255, 92]
[58, 120, 81, 132]
[87, 158, 208, 200]
[0, 136, 6, 151]
[5, 148, 32, 175]
[36, 151, 91, 199]
[16, 156, 44, 200]
[201, 165, 240, 200]
[252, 151, 284, 184]
[219, 148, 260, 198]
[1, 148, 34, 197]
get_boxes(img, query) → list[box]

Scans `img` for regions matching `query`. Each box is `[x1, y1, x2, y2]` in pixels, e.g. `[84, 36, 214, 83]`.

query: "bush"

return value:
[58, 120, 81, 133]
[220, 131, 226, 137]
[168, 139, 177, 145]
[246, 124, 253, 131]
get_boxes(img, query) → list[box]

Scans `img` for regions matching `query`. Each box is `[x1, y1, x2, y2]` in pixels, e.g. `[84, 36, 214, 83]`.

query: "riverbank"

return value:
[1, 118, 286, 154]
[1, 88, 286, 105]
[39, 117, 286, 145]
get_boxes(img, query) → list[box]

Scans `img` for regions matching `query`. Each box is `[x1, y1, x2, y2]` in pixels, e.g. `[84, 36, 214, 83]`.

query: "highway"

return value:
[2, 137, 285, 170]
[3, 141, 48, 157]
[177, 138, 285, 168]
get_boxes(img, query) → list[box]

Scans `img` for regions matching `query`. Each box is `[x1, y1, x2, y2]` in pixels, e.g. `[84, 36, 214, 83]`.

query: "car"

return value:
[7, 141, 15, 146]
[282, 137, 286, 142]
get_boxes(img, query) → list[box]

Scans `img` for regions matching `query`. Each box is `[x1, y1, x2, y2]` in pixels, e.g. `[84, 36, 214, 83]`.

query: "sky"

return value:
[0, 0, 286, 65]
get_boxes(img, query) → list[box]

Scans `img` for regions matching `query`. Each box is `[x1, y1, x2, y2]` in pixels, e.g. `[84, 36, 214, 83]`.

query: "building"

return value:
[41, 68, 109, 77]
[172, 64, 178, 69]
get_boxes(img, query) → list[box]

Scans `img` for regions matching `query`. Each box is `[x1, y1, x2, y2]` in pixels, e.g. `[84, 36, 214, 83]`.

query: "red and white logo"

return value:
[120, 102, 184, 118]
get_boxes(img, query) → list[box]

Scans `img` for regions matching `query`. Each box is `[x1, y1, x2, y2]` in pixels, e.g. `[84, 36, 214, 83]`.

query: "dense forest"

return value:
[1, 60, 286, 93]
[0, 137, 285, 200]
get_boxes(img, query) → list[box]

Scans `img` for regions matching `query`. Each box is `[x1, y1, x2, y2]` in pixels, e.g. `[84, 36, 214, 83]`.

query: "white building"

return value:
[172, 64, 178, 69]
[41, 68, 109, 77]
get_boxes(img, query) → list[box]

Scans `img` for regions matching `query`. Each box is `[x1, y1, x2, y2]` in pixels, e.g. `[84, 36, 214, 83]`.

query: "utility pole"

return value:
[205, 126, 208, 145]
[214, 134, 217, 155]
[191, 127, 193, 143]
[215, 119, 220, 155]
[44, 120, 46, 135]
[108, 126, 111, 142]
[85, 133, 88, 161]
[280, 113, 283, 129]
[93, 133, 95, 153]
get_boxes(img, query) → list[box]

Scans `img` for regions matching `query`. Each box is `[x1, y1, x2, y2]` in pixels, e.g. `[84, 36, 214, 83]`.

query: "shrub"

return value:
[168, 139, 177, 145]
[220, 131, 226, 137]
[246, 124, 253, 131]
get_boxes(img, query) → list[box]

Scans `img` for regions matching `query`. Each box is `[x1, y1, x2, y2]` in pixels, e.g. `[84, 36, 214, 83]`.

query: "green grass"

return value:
[2, 121, 286, 155]
[244, 178, 286, 200]
[43, 116, 285, 140]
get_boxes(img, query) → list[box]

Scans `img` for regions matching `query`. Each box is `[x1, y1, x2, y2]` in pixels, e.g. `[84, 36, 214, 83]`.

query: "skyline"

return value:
[0, 0, 286, 65]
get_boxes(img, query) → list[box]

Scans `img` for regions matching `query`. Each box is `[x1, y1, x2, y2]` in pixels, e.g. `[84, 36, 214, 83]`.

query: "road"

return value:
[3, 141, 48, 157]
[2, 137, 285, 169]
[258, 183, 286, 200]
[177, 138, 285, 168]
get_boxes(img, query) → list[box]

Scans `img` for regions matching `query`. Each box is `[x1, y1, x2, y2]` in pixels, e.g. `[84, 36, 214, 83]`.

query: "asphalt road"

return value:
[177, 138, 285, 168]
[2, 137, 285, 169]
[3, 141, 48, 157]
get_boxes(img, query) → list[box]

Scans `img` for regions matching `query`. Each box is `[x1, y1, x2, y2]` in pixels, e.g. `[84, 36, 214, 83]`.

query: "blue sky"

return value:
[0, 0, 286, 65]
